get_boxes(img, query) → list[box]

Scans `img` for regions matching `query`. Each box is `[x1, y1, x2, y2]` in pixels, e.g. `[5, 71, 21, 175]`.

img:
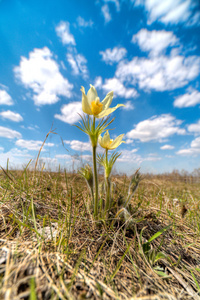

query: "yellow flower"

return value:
[81, 84, 124, 118]
[99, 130, 125, 150]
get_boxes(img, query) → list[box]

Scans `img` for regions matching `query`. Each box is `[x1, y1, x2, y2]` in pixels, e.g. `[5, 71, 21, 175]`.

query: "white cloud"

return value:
[126, 114, 186, 142]
[122, 100, 134, 110]
[76, 16, 93, 27]
[80, 154, 92, 162]
[135, 0, 200, 26]
[100, 47, 127, 64]
[64, 140, 91, 152]
[14, 47, 73, 106]
[66, 53, 79, 74]
[118, 149, 161, 163]
[55, 154, 71, 160]
[0, 126, 22, 139]
[0, 146, 4, 152]
[125, 138, 134, 144]
[177, 137, 200, 156]
[0, 90, 14, 105]
[160, 144, 175, 150]
[39, 157, 58, 164]
[132, 29, 179, 57]
[94, 76, 137, 100]
[94, 76, 103, 89]
[173, 90, 200, 108]
[16, 139, 54, 151]
[0, 148, 32, 168]
[55, 21, 76, 45]
[66, 52, 88, 78]
[54, 102, 82, 124]
[0, 110, 23, 122]
[101, 4, 112, 23]
[103, 78, 138, 99]
[145, 155, 162, 162]
[74, 54, 87, 75]
[116, 55, 199, 91]
[118, 149, 142, 163]
[55, 21, 88, 79]
[188, 120, 200, 135]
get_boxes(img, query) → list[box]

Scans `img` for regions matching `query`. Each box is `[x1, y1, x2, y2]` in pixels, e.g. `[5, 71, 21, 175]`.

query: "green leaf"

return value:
[154, 252, 167, 263]
[142, 242, 151, 254]
[191, 270, 200, 291]
[29, 277, 37, 300]
[154, 270, 172, 279]
[148, 224, 172, 243]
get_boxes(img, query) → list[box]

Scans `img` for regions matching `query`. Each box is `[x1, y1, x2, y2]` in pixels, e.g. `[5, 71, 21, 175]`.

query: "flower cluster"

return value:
[77, 84, 125, 218]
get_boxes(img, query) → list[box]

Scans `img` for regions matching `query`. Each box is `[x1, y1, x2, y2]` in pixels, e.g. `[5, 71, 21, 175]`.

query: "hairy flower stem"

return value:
[92, 117, 98, 218]
[105, 149, 111, 216]
[105, 176, 111, 216]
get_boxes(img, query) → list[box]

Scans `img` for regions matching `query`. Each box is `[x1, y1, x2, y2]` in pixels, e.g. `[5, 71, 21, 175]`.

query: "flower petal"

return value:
[80, 86, 85, 94]
[96, 104, 125, 118]
[102, 130, 111, 148]
[81, 86, 92, 114]
[98, 134, 102, 146]
[110, 134, 125, 149]
[87, 85, 98, 105]
[102, 91, 113, 110]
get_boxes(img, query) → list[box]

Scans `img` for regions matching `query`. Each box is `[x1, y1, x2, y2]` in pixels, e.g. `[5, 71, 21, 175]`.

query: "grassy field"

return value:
[0, 167, 200, 300]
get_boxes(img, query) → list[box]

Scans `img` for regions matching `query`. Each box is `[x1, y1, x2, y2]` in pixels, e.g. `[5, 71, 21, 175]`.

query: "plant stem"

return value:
[105, 176, 111, 215]
[105, 149, 111, 216]
[92, 117, 98, 218]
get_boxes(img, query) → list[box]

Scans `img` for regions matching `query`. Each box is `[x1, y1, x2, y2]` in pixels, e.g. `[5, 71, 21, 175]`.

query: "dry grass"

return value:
[0, 169, 200, 299]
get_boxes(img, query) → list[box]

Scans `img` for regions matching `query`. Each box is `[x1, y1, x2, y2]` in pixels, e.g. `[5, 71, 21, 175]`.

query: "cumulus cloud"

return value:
[115, 55, 199, 92]
[94, 76, 103, 89]
[0, 148, 31, 168]
[55, 154, 71, 160]
[103, 78, 138, 99]
[160, 144, 175, 150]
[118, 149, 161, 163]
[125, 138, 134, 144]
[100, 47, 127, 65]
[132, 29, 179, 57]
[177, 137, 200, 156]
[122, 101, 134, 110]
[55, 21, 76, 45]
[14, 47, 73, 106]
[188, 120, 200, 135]
[16, 139, 54, 151]
[118, 149, 142, 163]
[66, 52, 88, 78]
[80, 154, 92, 162]
[134, 0, 200, 26]
[54, 102, 82, 124]
[0, 90, 14, 105]
[173, 90, 200, 108]
[101, 4, 112, 23]
[126, 114, 186, 142]
[64, 140, 91, 152]
[55, 21, 89, 79]
[39, 157, 58, 165]
[76, 16, 93, 27]
[0, 126, 22, 139]
[0, 110, 23, 122]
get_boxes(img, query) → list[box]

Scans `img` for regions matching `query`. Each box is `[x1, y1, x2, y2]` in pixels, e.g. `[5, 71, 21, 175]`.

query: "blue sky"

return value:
[0, 0, 200, 174]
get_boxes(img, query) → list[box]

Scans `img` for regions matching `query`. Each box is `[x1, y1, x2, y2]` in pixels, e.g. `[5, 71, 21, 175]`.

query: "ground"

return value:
[0, 169, 200, 299]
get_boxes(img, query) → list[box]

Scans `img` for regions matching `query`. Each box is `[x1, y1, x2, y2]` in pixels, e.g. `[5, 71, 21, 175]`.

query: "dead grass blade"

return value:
[167, 266, 200, 300]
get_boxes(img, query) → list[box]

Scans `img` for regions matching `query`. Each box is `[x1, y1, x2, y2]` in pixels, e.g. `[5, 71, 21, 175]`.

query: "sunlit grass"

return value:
[0, 164, 200, 299]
